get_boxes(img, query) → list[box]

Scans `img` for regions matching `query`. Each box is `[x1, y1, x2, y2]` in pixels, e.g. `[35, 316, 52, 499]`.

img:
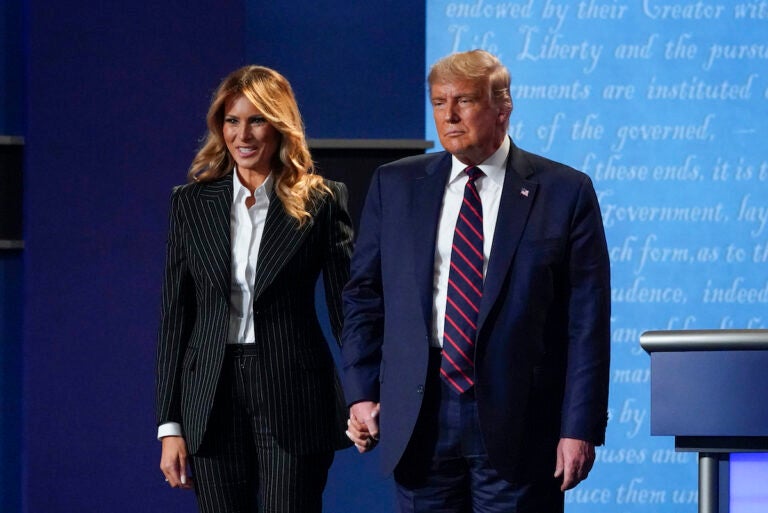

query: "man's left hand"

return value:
[554, 438, 595, 491]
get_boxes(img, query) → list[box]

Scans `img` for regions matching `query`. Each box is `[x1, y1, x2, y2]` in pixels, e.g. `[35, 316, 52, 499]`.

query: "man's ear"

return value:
[498, 104, 512, 125]
[499, 95, 513, 121]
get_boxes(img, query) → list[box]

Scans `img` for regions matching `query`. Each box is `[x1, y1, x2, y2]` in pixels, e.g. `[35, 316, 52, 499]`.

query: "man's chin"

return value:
[439, 141, 466, 156]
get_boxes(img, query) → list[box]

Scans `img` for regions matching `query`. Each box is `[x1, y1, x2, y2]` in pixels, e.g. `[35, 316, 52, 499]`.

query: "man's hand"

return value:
[346, 401, 380, 453]
[554, 438, 595, 491]
[160, 436, 194, 489]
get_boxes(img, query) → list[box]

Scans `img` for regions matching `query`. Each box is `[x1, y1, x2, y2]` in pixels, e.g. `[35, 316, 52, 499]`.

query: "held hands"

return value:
[160, 436, 194, 490]
[346, 401, 380, 453]
[554, 437, 595, 491]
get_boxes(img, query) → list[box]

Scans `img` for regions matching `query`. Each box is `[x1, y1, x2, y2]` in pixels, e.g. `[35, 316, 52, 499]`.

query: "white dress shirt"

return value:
[158, 169, 272, 439]
[431, 136, 510, 348]
[228, 170, 272, 344]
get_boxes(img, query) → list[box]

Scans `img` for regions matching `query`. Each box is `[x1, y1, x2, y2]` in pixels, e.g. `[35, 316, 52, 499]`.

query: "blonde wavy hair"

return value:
[189, 65, 329, 224]
[428, 49, 513, 129]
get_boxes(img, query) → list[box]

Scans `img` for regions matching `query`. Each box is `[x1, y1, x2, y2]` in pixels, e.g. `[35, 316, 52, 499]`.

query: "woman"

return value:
[156, 65, 353, 512]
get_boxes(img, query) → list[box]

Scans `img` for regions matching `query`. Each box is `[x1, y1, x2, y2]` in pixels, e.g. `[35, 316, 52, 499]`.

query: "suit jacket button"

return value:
[417, 385, 424, 394]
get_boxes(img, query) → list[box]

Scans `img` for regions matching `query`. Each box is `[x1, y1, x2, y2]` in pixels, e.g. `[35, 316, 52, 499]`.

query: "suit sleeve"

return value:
[340, 169, 385, 405]
[321, 181, 354, 344]
[561, 175, 611, 445]
[155, 187, 196, 427]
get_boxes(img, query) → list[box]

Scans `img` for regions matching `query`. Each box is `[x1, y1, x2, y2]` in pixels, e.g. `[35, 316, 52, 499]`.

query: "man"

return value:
[341, 50, 610, 512]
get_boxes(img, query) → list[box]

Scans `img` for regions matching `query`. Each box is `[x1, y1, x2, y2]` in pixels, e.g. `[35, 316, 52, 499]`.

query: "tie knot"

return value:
[465, 166, 483, 183]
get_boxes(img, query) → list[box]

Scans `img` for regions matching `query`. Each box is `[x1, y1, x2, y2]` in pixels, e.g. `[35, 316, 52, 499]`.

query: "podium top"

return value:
[640, 329, 768, 353]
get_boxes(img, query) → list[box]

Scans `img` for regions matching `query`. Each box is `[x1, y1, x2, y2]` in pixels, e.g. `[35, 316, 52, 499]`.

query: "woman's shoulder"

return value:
[171, 173, 233, 197]
[320, 177, 347, 195]
[298, 177, 348, 218]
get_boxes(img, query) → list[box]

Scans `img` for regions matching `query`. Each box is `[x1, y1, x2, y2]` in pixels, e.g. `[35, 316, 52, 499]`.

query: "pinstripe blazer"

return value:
[156, 173, 353, 455]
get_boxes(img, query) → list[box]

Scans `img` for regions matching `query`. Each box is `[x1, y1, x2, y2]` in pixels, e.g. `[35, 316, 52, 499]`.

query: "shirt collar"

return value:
[449, 136, 510, 187]
[232, 167, 274, 203]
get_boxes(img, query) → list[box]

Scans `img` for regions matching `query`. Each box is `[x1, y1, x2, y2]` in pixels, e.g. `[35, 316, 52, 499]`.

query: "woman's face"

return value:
[222, 94, 280, 176]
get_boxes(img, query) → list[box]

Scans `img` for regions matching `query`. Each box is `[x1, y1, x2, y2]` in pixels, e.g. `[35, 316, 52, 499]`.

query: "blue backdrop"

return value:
[426, 1, 768, 511]
[13, 0, 423, 512]
[1, 2, 25, 511]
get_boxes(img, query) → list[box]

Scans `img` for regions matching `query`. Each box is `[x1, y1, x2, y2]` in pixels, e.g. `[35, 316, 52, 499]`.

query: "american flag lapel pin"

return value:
[520, 187, 529, 197]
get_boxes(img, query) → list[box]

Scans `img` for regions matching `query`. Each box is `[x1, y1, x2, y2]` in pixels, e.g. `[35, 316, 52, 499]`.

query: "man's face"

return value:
[430, 78, 509, 166]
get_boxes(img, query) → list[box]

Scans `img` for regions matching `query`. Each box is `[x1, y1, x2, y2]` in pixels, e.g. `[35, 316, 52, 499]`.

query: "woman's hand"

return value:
[346, 401, 380, 453]
[160, 436, 194, 489]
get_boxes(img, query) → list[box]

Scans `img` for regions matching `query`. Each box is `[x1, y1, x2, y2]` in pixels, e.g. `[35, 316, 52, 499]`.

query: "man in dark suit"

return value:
[341, 50, 610, 512]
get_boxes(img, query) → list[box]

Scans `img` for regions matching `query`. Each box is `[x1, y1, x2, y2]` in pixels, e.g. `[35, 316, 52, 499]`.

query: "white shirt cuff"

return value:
[157, 422, 182, 440]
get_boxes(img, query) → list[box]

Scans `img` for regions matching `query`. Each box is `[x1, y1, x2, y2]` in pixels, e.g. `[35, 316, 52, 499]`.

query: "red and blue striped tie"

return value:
[441, 166, 484, 394]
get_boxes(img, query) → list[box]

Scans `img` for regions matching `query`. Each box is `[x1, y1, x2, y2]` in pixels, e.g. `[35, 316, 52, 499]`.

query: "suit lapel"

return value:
[194, 175, 233, 299]
[477, 141, 538, 331]
[411, 154, 452, 331]
[252, 188, 315, 302]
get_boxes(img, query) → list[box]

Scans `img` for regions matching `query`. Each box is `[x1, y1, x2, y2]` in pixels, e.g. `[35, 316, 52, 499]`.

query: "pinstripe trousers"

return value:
[190, 345, 334, 513]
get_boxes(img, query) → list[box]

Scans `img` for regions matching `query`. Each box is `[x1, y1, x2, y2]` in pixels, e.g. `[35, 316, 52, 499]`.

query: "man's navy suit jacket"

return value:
[341, 139, 611, 483]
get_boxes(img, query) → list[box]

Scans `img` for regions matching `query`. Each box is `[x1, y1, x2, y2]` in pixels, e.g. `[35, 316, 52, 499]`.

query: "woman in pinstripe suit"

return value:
[156, 65, 353, 512]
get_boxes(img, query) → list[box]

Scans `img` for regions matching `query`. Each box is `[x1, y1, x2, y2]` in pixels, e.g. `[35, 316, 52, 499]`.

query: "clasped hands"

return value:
[346, 401, 380, 453]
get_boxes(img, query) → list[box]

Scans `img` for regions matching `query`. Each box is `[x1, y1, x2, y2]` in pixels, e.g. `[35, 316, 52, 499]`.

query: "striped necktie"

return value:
[440, 166, 484, 394]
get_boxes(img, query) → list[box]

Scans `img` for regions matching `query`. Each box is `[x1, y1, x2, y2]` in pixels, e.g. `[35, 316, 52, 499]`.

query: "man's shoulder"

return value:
[513, 144, 589, 185]
[377, 151, 448, 175]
